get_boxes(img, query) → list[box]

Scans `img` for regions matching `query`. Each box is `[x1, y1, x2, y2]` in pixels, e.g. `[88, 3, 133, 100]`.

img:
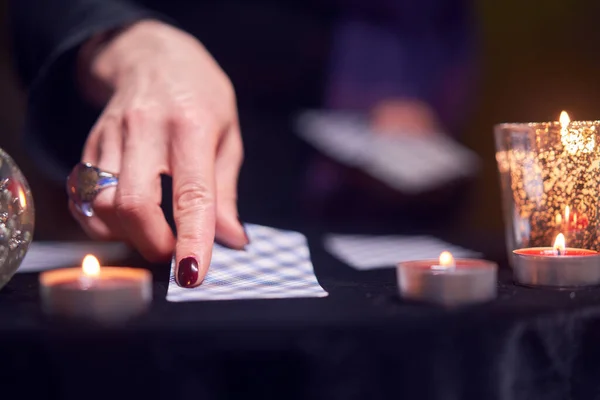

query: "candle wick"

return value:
[556, 248, 562, 256]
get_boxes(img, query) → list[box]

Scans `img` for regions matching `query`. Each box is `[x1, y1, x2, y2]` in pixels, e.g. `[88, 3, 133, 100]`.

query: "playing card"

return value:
[324, 234, 481, 270]
[167, 224, 328, 301]
[296, 110, 372, 167]
[296, 110, 479, 194]
[17, 241, 131, 273]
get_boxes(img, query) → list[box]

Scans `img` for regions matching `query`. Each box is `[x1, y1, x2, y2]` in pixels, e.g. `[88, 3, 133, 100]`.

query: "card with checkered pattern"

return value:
[167, 224, 328, 301]
[296, 110, 479, 194]
[324, 234, 481, 270]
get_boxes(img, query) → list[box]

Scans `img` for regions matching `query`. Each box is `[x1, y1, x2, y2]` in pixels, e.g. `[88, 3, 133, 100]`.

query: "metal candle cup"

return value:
[397, 252, 498, 306]
[39, 255, 152, 324]
[512, 247, 600, 288]
[512, 232, 600, 288]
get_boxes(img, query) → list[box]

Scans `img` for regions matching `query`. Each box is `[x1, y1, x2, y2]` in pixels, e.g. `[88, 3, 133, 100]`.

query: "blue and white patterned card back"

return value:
[167, 224, 328, 301]
[296, 110, 479, 194]
[324, 234, 481, 271]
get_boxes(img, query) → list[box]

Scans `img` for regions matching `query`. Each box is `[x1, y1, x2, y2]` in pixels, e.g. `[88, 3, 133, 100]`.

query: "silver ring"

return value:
[66, 162, 118, 217]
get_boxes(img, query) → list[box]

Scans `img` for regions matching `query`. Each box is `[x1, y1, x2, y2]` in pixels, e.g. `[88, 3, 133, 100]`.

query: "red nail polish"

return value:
[177, 257, 199, 288]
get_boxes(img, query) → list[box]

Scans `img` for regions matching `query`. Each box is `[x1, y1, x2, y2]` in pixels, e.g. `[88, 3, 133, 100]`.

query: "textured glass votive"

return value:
[495, 118, 600, 265]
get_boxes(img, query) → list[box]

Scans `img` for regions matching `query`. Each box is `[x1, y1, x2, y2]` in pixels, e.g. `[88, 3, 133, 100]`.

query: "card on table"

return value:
[324, 234, 481, 271]
[295, 110, 479, 194]
[167, 224, 328, 302]
[17, 241, 131, 273]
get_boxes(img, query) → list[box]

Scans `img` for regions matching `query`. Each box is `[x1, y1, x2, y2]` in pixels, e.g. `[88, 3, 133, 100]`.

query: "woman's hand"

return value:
[71, 20, 248, 287]
[370, 99, 441, 135]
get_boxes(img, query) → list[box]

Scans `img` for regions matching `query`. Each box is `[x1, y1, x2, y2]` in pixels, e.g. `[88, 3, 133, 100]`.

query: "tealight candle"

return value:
[513, 232, 600, 288]
[397, 251, 498, 306]
[39, 255, 152, 323]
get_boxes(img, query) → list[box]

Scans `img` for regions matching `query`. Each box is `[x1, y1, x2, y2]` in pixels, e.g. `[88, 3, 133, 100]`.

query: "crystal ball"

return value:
[0, 148, 34, 290]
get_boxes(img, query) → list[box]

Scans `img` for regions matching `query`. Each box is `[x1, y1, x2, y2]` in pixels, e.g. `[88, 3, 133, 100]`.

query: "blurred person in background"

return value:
[9, 0, 477, 287]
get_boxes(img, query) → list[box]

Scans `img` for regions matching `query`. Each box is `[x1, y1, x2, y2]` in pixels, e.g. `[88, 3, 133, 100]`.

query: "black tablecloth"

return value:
[3, 225, 600, 400]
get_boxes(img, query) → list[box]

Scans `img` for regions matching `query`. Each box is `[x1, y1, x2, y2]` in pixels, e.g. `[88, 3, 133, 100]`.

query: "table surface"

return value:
[2, 223, 600, 400]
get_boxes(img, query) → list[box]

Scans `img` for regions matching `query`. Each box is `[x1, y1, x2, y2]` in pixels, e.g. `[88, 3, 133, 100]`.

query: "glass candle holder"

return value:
[495, 115, 600, 265]
[0, 148, 34, 290]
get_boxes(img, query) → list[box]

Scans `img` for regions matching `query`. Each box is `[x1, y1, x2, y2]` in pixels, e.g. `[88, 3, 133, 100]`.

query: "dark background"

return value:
[1, 0, 600, 239]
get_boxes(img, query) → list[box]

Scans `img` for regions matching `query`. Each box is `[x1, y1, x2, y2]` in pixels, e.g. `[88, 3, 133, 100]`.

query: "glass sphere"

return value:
[0, 148, 34, 290]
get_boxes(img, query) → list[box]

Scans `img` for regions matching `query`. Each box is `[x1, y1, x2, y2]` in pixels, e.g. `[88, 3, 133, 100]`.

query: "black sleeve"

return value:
[8, 0, 162, 181]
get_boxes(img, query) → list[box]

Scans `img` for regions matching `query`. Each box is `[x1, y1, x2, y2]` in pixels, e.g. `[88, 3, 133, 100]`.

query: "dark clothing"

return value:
[8, 0, 475, 222]
[11, 1, 474, 108]
[9, 0, 475, 167]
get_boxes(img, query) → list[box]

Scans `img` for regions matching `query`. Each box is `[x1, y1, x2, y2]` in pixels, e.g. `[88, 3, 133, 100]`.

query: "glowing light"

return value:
[560, 111, 570, 127]
[17, 188, 26, 209]
[553, 233, 566, 255]
[437, 251, 456, 269]
[82, 255, 101, 277]
[559, 111, 595, 155]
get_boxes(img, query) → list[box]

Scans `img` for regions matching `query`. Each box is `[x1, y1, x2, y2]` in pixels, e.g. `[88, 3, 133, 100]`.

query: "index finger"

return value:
[170, 116, 219, 288]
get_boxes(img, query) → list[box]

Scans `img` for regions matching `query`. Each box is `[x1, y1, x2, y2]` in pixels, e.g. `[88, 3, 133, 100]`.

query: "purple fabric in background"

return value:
[326, 0, 478, 133]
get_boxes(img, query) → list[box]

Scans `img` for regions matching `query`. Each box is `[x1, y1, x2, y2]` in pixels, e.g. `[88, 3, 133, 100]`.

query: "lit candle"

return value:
[513, 233, 600, 288]
[39, 255, 152, 323]
[79, 254, 100, 288]
[495, 111, 599, 270]
[397, 251, 497, 306]
[430, 251, 456, 271]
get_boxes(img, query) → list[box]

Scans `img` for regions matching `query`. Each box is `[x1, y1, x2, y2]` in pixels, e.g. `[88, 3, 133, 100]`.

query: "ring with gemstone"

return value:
[66, 162, 119, 217]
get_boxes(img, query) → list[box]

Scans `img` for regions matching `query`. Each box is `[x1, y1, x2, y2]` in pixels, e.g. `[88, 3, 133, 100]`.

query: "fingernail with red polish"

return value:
[177, 257, 199, 288]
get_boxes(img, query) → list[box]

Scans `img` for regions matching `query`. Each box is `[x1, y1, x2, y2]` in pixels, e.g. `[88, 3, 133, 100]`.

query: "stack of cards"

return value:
[167, 224, 328, 301]
[324, 234, 481, 270]
[296, 110, 479, 194]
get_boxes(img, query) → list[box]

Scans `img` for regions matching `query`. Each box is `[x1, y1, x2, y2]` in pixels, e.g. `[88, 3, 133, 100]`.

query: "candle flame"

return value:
[438, 251, 456, 268]
[555, 213, 562, 225]
[553, 233, 566, 255]
[82, 255, 101, 277]
[565, 205, 570, 223]
[560, 111, 570, 128]
[559, 111, 596, 154]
